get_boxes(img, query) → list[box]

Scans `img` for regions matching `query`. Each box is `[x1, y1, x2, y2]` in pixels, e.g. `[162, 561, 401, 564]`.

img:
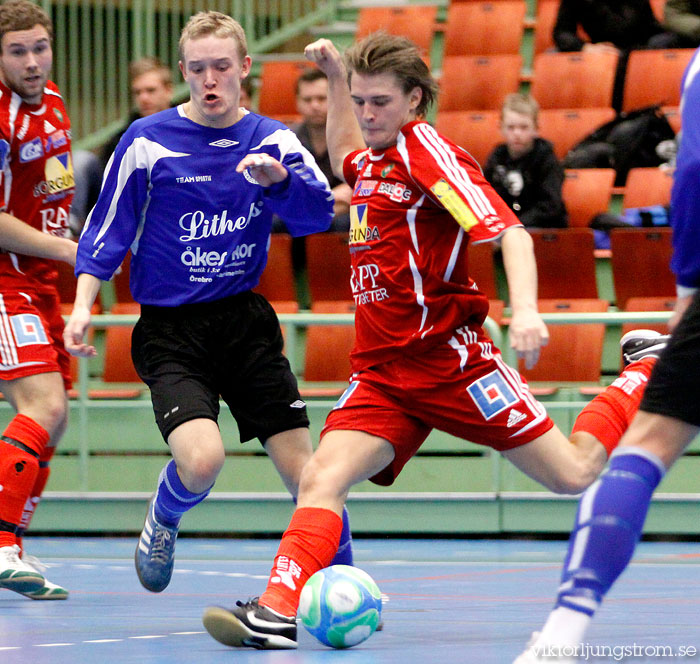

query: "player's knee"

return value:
[178, 447, 224, 491]
[27, 393, 68, 436]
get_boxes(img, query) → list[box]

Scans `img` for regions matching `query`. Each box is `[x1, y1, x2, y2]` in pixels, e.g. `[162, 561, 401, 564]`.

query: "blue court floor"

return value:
[2, 537, 700, 663]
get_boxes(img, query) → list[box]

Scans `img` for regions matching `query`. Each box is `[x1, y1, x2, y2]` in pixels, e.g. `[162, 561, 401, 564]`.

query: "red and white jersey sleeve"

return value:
[0, 79, 74, 292]
[342, 120, 522, 371]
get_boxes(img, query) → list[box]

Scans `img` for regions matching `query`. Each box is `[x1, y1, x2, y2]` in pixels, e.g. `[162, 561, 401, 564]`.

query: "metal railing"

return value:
[38, 0, 339, 149]
[45, 309, 670, 489]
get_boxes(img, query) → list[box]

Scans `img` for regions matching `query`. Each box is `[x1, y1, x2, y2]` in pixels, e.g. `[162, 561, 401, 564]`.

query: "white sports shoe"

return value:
[513, 632, 577, 664]
[0, 544, 44, 594]
[19, 553, 68, 600]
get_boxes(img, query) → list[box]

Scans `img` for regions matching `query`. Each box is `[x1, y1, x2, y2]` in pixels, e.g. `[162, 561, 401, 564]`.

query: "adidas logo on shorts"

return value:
[289, 400, 306, 409]
[507, 409, 527, 428]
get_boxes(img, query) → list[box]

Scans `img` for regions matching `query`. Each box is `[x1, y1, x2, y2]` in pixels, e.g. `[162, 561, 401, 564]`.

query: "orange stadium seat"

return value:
[562, 168, 616, 228]
[306, 232, 353, 302]
[621, 167, 673, 209]
[620, 295, 675, 358]
[533, 0, 559, 55]
[468, 240, 500, 301]
[518, 298, 609, 383]
[443, 1, 527, 56]
[435, 110, 502, 166]
[112, 251, 134, 303]
[532, 51, 619, 109]
[649, 0, 667, 20]
[258, 60, 316, 117]
[254, 233, 297, 303]
[438, 55, 522, 111]
[622, 49, 695, 112]
[538, 108, 616, 160]
[356, 6, 437, 55]
[302, 300, 355, 397]
[610, 228, 675, 309]
[530, 228, 599, 299]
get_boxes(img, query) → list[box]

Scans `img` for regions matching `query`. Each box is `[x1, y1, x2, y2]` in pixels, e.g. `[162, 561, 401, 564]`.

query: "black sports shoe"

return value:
[621, 329, 670, 367]
[203, 598, 297, 649]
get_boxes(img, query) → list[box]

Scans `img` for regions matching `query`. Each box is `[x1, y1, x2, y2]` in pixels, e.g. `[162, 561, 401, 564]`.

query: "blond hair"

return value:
[179, 11, 247, 63]
[501, 93, 539, 125]
[344, 32, 437, 117]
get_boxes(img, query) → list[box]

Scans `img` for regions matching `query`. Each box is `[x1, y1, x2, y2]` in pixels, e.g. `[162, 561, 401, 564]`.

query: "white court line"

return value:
[84, 639, 122, 643]
[35, 643, 74, 647]
[128, 635, 167, 640]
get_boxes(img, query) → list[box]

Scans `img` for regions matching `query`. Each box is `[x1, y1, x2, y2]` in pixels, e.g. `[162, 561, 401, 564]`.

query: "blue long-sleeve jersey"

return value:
[76, 106, 333, 305]
[672, 48, 700, 290]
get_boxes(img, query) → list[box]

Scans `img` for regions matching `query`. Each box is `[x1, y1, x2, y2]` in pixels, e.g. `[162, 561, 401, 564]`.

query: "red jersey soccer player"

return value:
[202, 33, 667, 649]
[0, 1, 76, 599]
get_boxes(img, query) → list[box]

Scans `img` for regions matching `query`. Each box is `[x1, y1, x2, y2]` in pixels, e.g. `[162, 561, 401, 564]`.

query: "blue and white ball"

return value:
[299, 564, 382, 648]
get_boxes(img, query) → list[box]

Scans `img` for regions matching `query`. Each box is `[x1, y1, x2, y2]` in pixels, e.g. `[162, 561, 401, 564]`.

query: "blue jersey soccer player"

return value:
[514, 46, 700, 664]
[64, 10, 353, 595]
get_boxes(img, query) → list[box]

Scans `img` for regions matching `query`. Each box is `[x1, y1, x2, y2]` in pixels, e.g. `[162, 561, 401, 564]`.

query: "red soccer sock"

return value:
[572, 357, 655, 456]
[16, 444, 55, 555]
[0, 415, 49, 548]
[260, 506, 343, 617]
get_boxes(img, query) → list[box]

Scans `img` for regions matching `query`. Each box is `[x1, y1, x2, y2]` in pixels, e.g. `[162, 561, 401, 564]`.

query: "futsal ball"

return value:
[299, 564, 382, 648]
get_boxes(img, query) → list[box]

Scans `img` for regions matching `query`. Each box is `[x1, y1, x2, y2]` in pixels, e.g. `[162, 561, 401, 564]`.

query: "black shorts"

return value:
[641, 290, 700, 427]
[131, 291, 309, 444]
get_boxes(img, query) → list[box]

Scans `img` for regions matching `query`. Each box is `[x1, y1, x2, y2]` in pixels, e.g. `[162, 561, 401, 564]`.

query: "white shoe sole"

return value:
[203, 606, 297, 649]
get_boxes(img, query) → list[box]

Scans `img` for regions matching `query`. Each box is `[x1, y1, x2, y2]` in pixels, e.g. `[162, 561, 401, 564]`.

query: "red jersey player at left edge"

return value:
[0, 0, 77, 600]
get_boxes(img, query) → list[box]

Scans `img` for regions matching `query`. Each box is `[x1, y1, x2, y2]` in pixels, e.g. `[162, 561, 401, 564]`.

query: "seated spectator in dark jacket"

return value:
[484, 94, 568, 230]
[553, 0, 678, 110]
[664, 0, 700, 47]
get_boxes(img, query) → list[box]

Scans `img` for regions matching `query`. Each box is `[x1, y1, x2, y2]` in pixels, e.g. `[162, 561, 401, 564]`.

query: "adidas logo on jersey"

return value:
[44, 120, 57, 134]
[507, 409, 527, 428]
[209, 139, 239, 148]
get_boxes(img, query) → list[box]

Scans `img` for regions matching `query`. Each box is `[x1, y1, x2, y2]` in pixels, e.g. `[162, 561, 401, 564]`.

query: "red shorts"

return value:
[0, 289, 71, 389]
[322, 324, 554, 485]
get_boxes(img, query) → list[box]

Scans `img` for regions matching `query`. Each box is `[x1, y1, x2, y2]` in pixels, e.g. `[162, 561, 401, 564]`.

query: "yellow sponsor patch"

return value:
[44, 152, 75, 195]
[430, 178, 478, 231]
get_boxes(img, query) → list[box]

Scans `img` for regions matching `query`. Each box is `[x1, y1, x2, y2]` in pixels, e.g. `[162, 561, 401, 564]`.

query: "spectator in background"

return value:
[272, 68, 353, 271]
[291, 68, 352, 230]
[553, 0, 677, 110]
[484, 93, 568, 230]
[72, 58, 175, 236]
[100, 57, 174, 167]
[664, 0, 700, 47]
[239, 74, 254, 110]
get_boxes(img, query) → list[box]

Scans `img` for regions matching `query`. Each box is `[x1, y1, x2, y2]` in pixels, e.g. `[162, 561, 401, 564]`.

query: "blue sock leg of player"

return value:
[329, 506, 354, 566]
[536, 447, 665, 649]
[154, 459, 211, 526]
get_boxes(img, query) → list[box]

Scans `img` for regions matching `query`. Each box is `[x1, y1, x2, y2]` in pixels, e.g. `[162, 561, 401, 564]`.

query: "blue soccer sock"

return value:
[555, 448, 665, 618]
[293, 498, 354, 566]
[329, 506, 354, 566]
[153, 460, 212, 527]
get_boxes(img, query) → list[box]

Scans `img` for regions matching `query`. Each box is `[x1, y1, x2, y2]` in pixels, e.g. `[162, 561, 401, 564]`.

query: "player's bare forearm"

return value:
[501, 226, 549, 368]
[0, 211, 76, 265]
[305, 38, 365, 180]
[63, 273, 102, 358]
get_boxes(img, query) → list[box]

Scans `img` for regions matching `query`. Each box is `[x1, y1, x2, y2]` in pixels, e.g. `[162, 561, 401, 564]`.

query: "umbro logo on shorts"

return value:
[289, 400, 306, 409]
[209, 139, 239, 148]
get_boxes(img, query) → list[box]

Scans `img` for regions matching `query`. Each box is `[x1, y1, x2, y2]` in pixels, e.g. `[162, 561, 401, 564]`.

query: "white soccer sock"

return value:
[537, 606, 592, 648]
